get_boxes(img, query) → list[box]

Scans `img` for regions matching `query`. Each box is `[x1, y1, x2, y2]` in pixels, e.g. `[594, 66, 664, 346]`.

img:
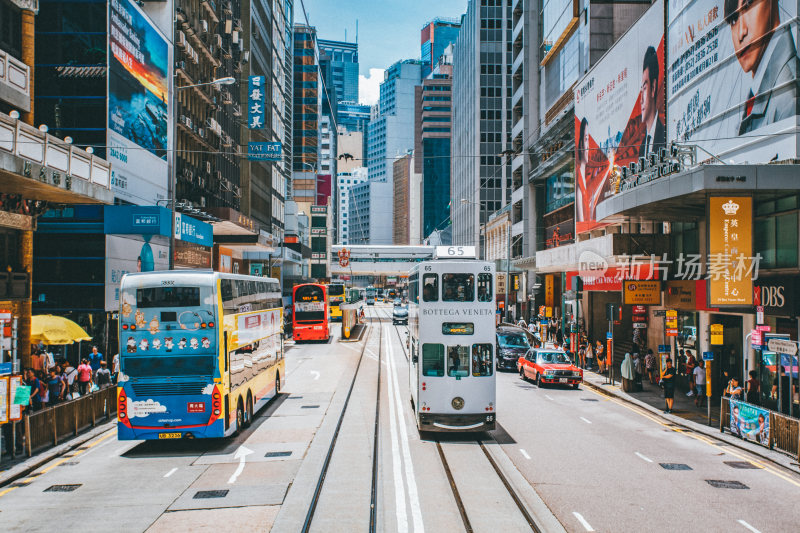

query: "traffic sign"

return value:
[767, 339, 798, 355]
[607, 332, 613, 339]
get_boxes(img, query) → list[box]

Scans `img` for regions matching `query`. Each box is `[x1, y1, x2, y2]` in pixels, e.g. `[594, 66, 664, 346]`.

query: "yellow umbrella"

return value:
[31, 315, 93, 345]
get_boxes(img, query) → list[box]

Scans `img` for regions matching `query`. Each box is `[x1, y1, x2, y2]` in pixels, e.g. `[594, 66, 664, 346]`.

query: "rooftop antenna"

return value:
[356, 19, 358, 44]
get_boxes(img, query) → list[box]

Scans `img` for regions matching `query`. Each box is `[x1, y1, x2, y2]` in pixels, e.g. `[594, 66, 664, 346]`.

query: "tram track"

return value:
[301, 308, 383, 533]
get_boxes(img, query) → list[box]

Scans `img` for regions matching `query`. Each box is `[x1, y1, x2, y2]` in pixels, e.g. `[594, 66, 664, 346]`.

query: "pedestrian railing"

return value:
[720, 397, 800, 460]
[22, 387, 117, 457]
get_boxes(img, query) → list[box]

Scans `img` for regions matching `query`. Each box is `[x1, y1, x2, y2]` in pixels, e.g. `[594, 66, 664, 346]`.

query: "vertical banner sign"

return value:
[9, 375, 22, 421]
[666, 309, 678, 336]
[248, 76, 266, 129]
[0, 376, 8, 424]
[108, 0, 170, 205]
[710, 324, 724, 345]
[545, 275, 554, 307]
[708, 197, 753, 306]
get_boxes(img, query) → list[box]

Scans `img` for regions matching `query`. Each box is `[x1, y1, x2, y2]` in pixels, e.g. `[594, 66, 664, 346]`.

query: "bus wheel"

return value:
[244, 393, 253, 428]
[236, 399, 245, 434]
[275, 372, 281, 395]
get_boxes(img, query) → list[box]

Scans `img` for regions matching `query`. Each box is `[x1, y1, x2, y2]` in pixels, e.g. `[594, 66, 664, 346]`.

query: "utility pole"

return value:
[504, 222, 511, 322]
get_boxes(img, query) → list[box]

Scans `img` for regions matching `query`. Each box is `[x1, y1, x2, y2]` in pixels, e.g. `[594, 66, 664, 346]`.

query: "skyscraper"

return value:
[318, 39, 359, 108]
[420, 17, 461, 77]
[451, 0, 513, 252]
[292, 24, 321, 214]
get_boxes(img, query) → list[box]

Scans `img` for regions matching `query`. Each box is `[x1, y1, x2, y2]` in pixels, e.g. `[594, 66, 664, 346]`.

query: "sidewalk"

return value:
[580, 370, 800, 473]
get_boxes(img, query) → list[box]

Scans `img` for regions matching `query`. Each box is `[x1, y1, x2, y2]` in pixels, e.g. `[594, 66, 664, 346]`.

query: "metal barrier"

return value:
[720, 397, 800, 460]
[340, 300, 364, 339]
[22, 387, 117, 457]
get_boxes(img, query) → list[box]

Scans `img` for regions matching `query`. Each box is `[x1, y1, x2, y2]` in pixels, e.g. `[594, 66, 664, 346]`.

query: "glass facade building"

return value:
[420, 18, 461, 78]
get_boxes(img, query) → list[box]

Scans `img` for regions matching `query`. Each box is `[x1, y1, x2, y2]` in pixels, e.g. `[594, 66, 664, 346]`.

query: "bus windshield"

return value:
[295, 285, 325, 322]
[328, 284, 345, 297]
[122, 355, 217, 378]
[136, 286, 200, 308]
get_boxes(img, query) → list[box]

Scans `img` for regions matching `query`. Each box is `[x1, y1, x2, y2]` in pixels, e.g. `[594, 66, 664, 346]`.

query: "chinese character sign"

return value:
[708, 197, 753, 306]
[248, 76, 266, 129]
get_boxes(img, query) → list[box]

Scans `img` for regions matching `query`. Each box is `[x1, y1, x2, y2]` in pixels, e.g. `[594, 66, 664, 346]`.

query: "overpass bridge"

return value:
[330, 245, 434, 277]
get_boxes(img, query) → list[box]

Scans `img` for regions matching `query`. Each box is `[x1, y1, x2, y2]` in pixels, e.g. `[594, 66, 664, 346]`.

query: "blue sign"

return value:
[0, 362, 12, 376]
[104, 206, 171, 236]
[606, 332, 613, 339]
[248, 76, 266, 129]
[248, 142, 282, 161]
[658, 345, 670, 353]
[133, 214, 159, 227]
[702, 351, 714, 361]
[174, 212, 213, 246]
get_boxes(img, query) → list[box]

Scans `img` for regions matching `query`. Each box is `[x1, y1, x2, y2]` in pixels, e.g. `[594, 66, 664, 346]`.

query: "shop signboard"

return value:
[666, 309, 678, 336]
[729, 399, 770, 447]
[248, 76, 266, 129]
[574, 0, 665, 233]
[107, 0, 171, 205]
[0, 376, 8, 424]
[247, 142, 282, 161]
[632, 305, 647, 315]
[544, 219, 575, 249]
[667, 0, 799, 164]
[567, 264, 658, 292]
[545, 275, 554, 307]
[710, 324, 724, 345]
[708, 197, 753, 306]
[623, 280, 661, 305]
[754, 276, 800, 316]
[250, 263, 264, 277]
[664, 280, 696, 310]
[174, 240, 211, 269]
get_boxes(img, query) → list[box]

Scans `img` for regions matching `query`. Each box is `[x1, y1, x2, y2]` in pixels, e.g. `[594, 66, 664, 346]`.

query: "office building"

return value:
[420, 17, 461, 77]
[347, 179, 393, 245]
[336, 167, 368, 244]
[318, 38, 359, 109]
[292, 23, 321, 213]
[393, 152, 422, 245]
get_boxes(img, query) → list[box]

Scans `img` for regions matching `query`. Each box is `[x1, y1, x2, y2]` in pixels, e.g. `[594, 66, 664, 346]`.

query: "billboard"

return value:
[708, 196, 753, 306]
[574, 0, 665, 233]
[667, 0, 799, 162]
[105, 234, 169, 311]
[108, 0, 171, 205]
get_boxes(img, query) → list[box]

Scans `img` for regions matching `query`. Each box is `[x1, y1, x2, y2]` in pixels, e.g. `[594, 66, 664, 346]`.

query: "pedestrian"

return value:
[746, 370, 760, 405]
[36, 370, 49, 408]
[644, 349, 656, 384]
[46, 368, 65, 405]
[578, 341, 586, 369]
[95, 361, 112, 388]
[722, 370, 734, 397]
[585, 340, 594, 370]
[661, 358, 676, 413]
[694, 360, 706, 407]
[88, 345, 104, 374]
[596, 341, 606, 374]
[729, 376, 744, 400]
[678, 349, 686, 376]
[685, 350, 696, 396]
[24, 368, 42, 412]
[633, 352, 643, 389]
[62, 360, 78, 399]
[112, 352, 120, 384]
[771, 366, 793, 414]
[76, 358, 93, 396]
[555, 327, 564, 347]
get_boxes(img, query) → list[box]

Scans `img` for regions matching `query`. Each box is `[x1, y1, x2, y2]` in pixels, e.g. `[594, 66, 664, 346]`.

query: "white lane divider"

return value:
[384, 328, 410, 533]
[544, 394, 554, 401]
[635, 452, 653, 463]
[580, 416, 592, 424]
[163, 467, 178, 478]
[310, 370, 320, 380]
[227, 445, 253, 484]
[520, 449, 531, 460]
[386, 326, 425, 532]
[573, 512, 595, 531]
[738, 520, 762, 533]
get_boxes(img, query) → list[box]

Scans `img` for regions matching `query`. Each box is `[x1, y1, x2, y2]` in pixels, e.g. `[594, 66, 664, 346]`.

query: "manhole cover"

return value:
[581, 398, 599, 402]
[724, 461, 759, 469]
[193, 490, 229, 499]
[706, 480, 749, 489]
[659, 463, 692, 471]
[301, 405, 319, 409]
[59, 461, 79, 466]
[44, 484, 81, 492]
[265, 451, 292, 458]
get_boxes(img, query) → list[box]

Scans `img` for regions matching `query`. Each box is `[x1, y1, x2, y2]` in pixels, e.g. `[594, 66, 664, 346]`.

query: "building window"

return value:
[755, 196, 799, 269]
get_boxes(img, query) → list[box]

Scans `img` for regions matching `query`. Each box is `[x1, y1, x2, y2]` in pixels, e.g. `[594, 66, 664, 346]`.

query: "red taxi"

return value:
[517, 348, 582, 389]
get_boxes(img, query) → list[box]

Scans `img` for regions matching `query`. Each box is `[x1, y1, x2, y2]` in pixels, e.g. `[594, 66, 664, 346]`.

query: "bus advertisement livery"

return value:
[117, 272, 284, 440]
[328, 282, 346, 321]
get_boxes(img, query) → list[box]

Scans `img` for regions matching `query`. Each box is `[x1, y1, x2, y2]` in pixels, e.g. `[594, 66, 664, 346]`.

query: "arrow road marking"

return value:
[310, 370, 320, 380]
[738, 520, 761, 533]
[635, 452, 653, 463]
[520, 449, 531, 460]
[580, 416, 592, 424]
[573, 512, 595, 531]
[228, 445, 254, 484]
[164, 468, 178, 478]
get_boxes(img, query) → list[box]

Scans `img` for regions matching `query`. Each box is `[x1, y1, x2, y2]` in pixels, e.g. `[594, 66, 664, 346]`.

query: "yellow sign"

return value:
[496, 273, 506, 295]
[545, 307, 553, 318]
[710, 324, 724, 345]
[708, 197, 753, 306]
[665, 309, 678, 328]
[622, 280, 661, 305]
[706, 363, 712, 397]
[545, 275, 554, 307]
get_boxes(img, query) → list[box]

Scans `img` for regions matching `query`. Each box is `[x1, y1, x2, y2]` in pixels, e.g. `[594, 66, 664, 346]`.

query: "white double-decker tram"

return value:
[407, 246, 496, 432]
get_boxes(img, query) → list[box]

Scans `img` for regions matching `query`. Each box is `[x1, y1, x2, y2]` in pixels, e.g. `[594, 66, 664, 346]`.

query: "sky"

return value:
[297, 0, 468, 105]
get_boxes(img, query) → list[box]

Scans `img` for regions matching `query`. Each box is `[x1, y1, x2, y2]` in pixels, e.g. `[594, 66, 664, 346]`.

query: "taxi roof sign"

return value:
[434, 246, 477, 259]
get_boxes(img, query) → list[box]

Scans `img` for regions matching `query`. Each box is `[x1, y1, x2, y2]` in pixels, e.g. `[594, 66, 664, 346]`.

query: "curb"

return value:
[339, 323, 368, 343]
[581, 376, 800, 473]
[0, 419, 116, 489]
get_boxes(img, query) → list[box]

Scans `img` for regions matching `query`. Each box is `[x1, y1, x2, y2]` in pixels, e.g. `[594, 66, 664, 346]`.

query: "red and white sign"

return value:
[337, 248, 350, 268]
[244, 315, 262, 329]
[632, 305, 647, 315]
[0, 310, 11, 321]
[567, 265, 659, 292]
[187, 402, 205, 413]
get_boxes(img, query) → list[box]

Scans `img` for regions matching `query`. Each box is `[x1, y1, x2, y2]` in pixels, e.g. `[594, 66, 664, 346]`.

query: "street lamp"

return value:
[170, 76, 236, 269]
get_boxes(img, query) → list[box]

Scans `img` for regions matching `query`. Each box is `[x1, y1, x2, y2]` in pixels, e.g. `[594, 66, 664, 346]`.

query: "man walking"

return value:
[89, 346, 104, 374]
[694, 360, 706, 407]
[661, 358, 676, 413]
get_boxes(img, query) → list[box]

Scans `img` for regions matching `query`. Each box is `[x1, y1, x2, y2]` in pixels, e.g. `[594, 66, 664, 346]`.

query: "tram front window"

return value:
[477, 273, 493, 302]
[471, 344, 493, 376]
[422, 344, 445, 377]
[423, 274, 439, 302]
[447, 346, 470, 377]
[442, 274, 474, 302]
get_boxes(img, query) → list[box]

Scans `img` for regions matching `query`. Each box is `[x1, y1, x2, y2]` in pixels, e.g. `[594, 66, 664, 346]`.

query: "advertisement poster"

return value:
[108, 0, 171, 205]
[668, 0, 799, 162]
[708, 196, 753, 306]
[729, 398, 770, 446]
[574, 0, 665, 232]
[105, 234, 169, 311]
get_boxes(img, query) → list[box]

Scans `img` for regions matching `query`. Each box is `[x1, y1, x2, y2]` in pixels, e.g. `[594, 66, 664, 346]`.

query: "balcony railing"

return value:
[0, 48, 30, 112]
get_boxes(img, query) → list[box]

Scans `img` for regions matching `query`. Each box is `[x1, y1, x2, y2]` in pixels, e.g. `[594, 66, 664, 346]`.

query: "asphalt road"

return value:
[1, 303, 797, 533]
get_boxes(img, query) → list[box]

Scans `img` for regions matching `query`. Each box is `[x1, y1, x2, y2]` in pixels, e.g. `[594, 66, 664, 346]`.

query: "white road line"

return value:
[386, 329, 424, 532]
[163, 467, 178, 478]
[227, 445, 253, 484]
[573, 512, 595, 531]
[544, 394, 554, 401]
[78, 434, 115, 457]
[310, 370, 320, 380]
[738, 520, 762, 533]
[580, 416, 592, 424]
[635, 452, 653, 463]
[384, 328, 409, 533]
[520, 449, 531, 460]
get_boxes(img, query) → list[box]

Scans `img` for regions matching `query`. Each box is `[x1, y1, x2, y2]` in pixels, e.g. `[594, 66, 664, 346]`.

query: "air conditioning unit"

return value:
[198, 127, 204, 138]
[200, 196, 206, 207]
[241, 50, 250, 63]
[192, 49, 199, 64]
[232, 31, 239, 44]
[176, 60, 186, 70]
[225, 19, 232, 34]
[177, 31, 186, 47]
[206, 161, 212, 173]
[214, 34, 222, 47]
[201, 20, 209, 33]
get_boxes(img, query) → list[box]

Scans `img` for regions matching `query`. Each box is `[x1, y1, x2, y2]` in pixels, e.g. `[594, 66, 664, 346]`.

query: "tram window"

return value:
[422, 274, 439, 301]
[422, 344, 444, 377]
[477, 273, 493, 302]
[442, 274, 474, 302]
[471, 344, 493, 377]
[447, 346, 470, 378]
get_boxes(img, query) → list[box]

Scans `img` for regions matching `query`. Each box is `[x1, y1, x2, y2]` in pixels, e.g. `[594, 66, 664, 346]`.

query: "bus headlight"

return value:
[451, 397, 465, 410]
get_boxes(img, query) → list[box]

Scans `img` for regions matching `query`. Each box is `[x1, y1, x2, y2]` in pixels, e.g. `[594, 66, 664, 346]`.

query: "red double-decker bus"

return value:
[293, 283, 330, 342]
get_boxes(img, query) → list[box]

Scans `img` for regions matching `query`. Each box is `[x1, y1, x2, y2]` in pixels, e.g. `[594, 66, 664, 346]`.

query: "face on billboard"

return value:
[726, 0, 779, 75]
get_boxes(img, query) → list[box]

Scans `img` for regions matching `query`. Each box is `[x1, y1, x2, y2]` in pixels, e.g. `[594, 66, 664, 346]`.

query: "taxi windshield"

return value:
[499, 333, 529, 349]
[538, 351, 571, 364]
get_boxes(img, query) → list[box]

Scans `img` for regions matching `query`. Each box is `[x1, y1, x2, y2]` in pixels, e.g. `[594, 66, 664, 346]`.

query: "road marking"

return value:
[520, 449, 531, 460]
[635, 452, 653, 463]
[544, 394, 554, 401]
[384, 328, 409, 533]
[580, 416, 592, 424]
[228, 445, 254, 484]
[738, 520, 761, 533]
[164, 467, 178, 478]
[573, 512, 595, 531]
[310, 370, 320, 380]
[386, 326, 425, 533]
